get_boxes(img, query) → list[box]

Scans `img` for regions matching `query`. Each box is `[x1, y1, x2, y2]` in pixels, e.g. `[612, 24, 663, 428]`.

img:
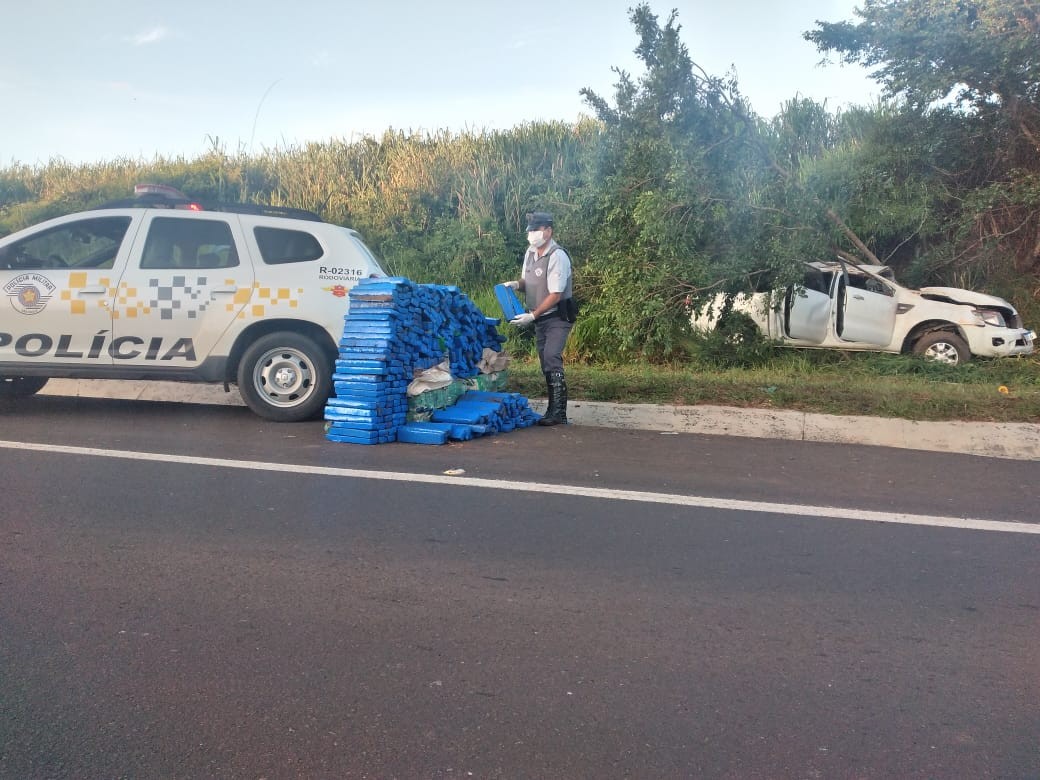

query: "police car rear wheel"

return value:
[237, 333, 331, 422]
[0, 376, 49, 397]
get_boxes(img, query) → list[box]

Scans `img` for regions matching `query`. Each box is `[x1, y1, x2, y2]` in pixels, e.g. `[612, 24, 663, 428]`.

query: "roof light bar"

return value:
[134, 183, 189, 200]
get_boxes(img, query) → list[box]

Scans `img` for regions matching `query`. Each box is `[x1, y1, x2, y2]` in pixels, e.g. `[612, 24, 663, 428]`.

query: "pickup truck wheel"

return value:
[237, 332, 332, 422]
[912, 331, 971, 365]
[0, 376, 49, 397]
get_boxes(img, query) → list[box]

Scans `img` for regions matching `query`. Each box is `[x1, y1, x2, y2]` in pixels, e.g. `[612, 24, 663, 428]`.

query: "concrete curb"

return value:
[38, 379, 1040, 461]
[567, 400, 1040, 462]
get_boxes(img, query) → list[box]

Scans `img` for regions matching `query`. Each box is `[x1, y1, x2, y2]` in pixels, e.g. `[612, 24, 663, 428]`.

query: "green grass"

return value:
[503, 351, 1040, 423]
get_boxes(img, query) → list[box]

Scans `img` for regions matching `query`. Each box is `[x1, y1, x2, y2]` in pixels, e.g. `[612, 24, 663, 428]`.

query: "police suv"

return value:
[0, 184, 386, 421]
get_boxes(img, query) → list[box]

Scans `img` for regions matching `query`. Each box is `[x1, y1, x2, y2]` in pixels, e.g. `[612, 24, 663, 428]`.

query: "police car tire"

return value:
[0, 376, 49, 397]
[237, 332, 332, 422]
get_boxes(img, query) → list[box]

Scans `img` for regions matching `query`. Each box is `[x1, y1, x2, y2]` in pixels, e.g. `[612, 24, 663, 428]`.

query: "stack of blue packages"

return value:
[395, 390, 541, 445]
[324, 277, 510, 445]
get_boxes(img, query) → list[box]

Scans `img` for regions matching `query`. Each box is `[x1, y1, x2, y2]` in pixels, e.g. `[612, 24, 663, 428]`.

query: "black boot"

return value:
[538, 370, 568, 426]
[538, 371, 554, 425]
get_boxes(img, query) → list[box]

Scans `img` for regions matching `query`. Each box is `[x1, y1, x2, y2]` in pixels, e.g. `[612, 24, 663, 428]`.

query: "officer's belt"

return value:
[535, 309, 559, 323]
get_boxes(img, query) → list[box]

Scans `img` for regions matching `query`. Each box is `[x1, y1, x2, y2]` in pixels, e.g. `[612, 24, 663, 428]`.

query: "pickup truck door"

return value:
[784, 285, 831, 344]
[837, 269, 898, 346]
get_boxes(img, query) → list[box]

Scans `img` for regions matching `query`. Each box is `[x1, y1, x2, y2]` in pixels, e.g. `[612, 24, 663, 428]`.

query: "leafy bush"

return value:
[687, 311, 778, 368]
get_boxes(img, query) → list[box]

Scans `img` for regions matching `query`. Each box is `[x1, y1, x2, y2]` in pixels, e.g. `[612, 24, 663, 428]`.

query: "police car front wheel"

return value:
[237, 332, 332, 422]
[0, 376, 49, 397]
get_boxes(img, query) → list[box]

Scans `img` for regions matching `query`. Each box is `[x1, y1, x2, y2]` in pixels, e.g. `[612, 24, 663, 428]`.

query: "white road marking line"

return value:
[2, 439, 1036, 535]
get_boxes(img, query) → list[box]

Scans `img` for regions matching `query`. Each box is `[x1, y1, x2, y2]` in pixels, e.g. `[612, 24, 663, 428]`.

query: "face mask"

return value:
[527, 230, 547, 248]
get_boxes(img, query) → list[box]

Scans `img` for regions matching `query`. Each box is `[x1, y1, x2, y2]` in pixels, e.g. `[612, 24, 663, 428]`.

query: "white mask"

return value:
[527, 230, 548, 248]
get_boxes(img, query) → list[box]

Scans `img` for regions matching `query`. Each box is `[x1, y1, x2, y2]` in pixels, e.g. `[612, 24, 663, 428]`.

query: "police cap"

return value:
[525, 211, 554, 231]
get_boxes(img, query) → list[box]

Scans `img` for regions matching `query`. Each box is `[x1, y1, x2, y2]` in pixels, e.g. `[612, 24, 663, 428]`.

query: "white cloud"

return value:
[127, 26, 170, 47]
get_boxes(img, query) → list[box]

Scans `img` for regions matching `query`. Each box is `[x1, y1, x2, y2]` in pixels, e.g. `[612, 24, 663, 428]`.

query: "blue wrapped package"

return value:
[396, 423, 449, 445]
[494, 284, 526, 321]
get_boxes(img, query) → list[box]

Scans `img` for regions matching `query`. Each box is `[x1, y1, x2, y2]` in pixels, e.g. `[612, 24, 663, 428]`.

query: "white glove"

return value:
[502, 280, 519, 290]
[510, 312, 535, 327]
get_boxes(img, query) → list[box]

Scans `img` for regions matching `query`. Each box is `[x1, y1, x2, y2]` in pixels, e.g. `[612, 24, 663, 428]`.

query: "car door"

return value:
[0, 213, 138, 368]
[110, 212, 254, 367]
[836, 267, 898, 346]
[784, 268, 832, 344]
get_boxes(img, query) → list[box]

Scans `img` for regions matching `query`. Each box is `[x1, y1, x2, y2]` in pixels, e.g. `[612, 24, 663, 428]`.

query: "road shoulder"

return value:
[38, 379, 1040, 461]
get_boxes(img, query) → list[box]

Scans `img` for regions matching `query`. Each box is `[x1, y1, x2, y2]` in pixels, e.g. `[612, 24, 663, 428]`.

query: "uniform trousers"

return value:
[535, 315, 574, 374]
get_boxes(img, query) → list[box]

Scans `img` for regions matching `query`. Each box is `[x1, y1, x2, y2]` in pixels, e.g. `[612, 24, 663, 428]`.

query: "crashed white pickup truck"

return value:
[691, 260, 1035, 364]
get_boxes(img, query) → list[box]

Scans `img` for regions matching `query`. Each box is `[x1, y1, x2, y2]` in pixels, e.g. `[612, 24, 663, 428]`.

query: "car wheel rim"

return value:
[252, 347, 315, 407]
[924, 342, 960, 364]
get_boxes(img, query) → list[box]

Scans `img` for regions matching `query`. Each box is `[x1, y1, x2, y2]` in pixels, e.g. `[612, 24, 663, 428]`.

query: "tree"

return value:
[576, 5, 903, 361]
[577, 5, 786, 359]
[806, 0, 1040, 155]
[807, 0, 1040, 275]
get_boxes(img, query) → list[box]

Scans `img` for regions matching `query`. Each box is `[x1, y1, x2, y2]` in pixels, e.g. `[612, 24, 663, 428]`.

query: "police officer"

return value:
[504, 211, 575, 426]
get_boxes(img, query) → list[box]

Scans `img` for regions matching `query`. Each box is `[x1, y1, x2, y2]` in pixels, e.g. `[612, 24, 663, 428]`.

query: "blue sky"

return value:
[2, 0, 879, 166]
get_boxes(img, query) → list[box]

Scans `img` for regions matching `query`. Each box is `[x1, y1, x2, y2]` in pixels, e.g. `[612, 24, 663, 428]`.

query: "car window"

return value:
[847, 272, 894, 296]
[802, 268, 831, 294]
[0, 216, 132, 270]
[254, 227, 324, 265]
[140, 217, 239, 269]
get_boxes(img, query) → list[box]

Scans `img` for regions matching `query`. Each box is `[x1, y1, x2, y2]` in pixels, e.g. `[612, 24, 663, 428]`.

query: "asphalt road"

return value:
[2, 396, 1038, 779]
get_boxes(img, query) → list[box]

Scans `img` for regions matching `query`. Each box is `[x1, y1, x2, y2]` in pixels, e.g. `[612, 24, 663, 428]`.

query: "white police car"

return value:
[0, 184, 387, 421]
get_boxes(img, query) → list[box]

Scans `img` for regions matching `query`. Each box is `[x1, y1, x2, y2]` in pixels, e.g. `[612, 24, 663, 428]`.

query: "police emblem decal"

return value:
[4, 273, 56, 315]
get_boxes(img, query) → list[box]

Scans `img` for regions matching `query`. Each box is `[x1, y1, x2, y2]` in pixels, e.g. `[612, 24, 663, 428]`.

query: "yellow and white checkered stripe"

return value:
[60, 273, 305, 320]
[235, 282, 304, 319]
